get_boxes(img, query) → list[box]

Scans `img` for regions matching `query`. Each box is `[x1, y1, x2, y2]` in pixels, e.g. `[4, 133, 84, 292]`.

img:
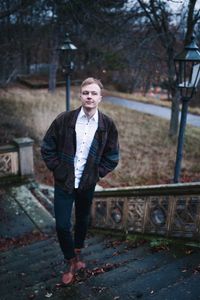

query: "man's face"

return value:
[80, 83, 102, 111]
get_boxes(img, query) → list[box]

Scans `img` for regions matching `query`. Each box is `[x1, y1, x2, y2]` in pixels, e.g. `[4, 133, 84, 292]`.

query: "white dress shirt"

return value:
[74, 108, 98, 188]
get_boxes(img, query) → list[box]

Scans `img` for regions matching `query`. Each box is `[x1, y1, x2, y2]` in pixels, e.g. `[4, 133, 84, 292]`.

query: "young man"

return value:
[41, 77, 119, 284]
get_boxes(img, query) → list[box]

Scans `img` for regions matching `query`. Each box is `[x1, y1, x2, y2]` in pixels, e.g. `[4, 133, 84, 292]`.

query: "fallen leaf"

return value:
[45, 292, 53, 298]
[91, 267, 105, 276]
[185, 249, 193, 255]
[193, 265, 200, 274]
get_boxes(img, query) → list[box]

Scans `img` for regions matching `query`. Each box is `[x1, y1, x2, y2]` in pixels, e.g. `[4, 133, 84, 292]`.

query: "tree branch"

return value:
[184, 0, 198, 45]
[0, 0, 35, 19]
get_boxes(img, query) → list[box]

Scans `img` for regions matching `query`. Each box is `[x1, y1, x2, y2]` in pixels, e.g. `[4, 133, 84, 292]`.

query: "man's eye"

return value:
[82, 91, 98, 95]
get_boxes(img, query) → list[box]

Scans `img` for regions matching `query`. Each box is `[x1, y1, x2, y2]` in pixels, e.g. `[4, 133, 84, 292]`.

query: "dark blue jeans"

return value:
[54, 185, 95, 260]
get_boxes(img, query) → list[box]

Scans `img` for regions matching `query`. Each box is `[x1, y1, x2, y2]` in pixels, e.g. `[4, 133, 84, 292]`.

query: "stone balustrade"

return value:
[93, 183, 200, 240]
[0, 137, 34, 179]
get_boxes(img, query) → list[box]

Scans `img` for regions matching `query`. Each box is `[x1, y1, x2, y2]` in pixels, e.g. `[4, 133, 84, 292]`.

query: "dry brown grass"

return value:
[0, 85, 200, 187]
[102, 103, 200, 186]
[0, 86, 67, 138]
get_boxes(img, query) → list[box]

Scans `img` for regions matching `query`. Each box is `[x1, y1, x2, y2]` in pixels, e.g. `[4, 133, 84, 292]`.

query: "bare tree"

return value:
[137, 0, 200, 136]
[0, 0, 199, 113]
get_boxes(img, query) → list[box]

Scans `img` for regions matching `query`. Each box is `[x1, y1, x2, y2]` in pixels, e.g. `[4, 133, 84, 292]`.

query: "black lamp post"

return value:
[58, 33, 77, 111]
[173, 36, 200, 183]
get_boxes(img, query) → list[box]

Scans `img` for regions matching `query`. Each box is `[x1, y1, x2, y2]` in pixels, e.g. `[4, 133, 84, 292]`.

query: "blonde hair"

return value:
[81, 77, 103, 90]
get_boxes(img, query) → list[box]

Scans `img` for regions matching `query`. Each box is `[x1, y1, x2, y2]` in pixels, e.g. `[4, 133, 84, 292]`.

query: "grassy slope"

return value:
[0, 85, 200, 187]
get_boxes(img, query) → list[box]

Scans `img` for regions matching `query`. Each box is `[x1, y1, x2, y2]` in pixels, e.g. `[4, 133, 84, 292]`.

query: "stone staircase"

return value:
[1, 183, 200, 300]
[1, 232, 200, 299]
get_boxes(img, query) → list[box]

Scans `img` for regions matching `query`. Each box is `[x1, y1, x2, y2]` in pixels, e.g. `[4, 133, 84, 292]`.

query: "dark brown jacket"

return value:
[41, 107, 119, 192]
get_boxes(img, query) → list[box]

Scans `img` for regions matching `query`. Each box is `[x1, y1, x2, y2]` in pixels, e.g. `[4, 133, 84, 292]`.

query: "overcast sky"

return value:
[168, 0, 200, 11]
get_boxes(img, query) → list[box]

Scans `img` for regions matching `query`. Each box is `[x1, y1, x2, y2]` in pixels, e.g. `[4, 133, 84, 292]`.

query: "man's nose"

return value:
[87, 93, 92, 97]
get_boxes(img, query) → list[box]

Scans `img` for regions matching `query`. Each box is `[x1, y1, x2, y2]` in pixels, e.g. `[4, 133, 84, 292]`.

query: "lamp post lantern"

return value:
[173, 36, 200, 183]
[58, 33, 77, 111]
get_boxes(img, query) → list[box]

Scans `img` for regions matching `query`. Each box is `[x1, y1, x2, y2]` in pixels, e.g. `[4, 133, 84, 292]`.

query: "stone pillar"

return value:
[13, 137, 34, 176]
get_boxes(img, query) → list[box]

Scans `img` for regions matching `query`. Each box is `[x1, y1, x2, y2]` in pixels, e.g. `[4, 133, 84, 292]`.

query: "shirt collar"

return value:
[79, 107, 98, 123]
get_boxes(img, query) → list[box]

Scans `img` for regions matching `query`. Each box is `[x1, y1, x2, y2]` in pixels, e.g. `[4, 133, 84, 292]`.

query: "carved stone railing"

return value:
[0, 137, 34, 180]
[92, 183, 200, 240]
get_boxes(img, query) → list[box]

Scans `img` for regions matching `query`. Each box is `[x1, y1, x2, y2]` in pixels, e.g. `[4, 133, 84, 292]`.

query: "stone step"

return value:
[10, 185, 55, 233]
[0, 238, 55, 264]
[0, 232, 104, 263]
[0, 245, 61, 284]
[1, 250, 164, 296]
[0, 189, 37, 239]
[98, 243, 150, 265]
[0, 236, 134, 285]
[87, 251, 200, 300]
[150, 272, 200, 300]
[0, 234, 107, 278]
[30, 186, 55, 217]
[50, 249, 198, 300]
[0, 235, 151, 300]
[81, 238, 122, 261]
[80, 249, 177, 289]
[0, 256, 63, 294]
[84, 243, 151, 271]
[37, 183, 55, 202]
[1, 232, 200, 300]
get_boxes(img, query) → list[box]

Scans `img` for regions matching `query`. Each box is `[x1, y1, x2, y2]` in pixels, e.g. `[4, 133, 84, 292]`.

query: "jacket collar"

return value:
[98, 110, 106, 131]
[68, 107, 81, 128]
[68, 107, 106, 131]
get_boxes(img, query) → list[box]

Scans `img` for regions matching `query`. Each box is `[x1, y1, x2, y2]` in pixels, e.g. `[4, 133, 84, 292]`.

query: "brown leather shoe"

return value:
[75, 260, 86, 271]
[75, 248, 86, 271]
[62, 257, 76, 285]
[62, 271, 74, 285]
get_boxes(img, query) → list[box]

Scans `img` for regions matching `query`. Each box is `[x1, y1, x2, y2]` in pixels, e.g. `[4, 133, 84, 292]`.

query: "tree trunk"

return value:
[184, 0, 197, 46]
[48, 24, 60, 93]
[48, 48, 58, 93]
[167, 47, 180, 137]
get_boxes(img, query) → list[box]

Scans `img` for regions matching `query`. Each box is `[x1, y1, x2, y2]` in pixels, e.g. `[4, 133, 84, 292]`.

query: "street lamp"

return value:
[173, 36, 200, 183]
[58, 33, 77, 111]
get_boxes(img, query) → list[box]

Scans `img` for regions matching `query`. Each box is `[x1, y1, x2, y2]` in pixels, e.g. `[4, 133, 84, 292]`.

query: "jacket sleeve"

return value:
[41, 119, 60, 171]
[99, 121, 119, 178]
